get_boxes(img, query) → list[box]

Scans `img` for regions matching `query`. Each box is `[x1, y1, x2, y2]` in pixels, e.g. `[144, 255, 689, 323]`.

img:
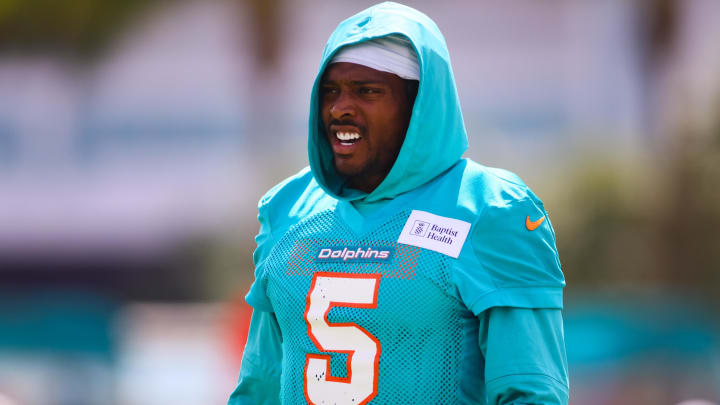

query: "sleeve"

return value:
[228, 200, 283, 404]
[227, 310, 283, 405]
[245, 200, 276, 312]
[479, 307, 569, 405]
[455, 194, 565, 315]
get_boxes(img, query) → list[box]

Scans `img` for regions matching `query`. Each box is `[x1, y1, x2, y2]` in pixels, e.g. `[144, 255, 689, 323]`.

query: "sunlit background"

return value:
[0, 0, 718, 404]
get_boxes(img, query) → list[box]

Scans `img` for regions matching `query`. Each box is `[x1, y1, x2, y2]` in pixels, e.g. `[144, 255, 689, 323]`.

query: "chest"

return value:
[261, 208, 485, 404]
[262, 209, 468, 331]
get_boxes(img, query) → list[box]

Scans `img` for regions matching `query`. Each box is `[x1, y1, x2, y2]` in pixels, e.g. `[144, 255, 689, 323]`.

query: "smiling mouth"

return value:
[335, 131, 361, 146]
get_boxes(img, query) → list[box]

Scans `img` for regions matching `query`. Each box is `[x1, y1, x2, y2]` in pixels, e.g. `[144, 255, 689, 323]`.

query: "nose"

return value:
[329, 91, 356, 120]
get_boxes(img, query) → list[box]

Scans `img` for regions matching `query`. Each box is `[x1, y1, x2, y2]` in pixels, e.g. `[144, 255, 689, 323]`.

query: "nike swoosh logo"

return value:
[525, 215, 546, 231]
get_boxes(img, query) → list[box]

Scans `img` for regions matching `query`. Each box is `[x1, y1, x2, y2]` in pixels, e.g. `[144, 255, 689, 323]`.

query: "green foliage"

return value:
[555, 107, 720, 298]
[659, 105, 720, 294]
[552, 156, 663, 289]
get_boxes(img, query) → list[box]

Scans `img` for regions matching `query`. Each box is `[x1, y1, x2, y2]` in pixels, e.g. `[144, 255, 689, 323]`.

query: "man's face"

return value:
[320, 62, 415, 193]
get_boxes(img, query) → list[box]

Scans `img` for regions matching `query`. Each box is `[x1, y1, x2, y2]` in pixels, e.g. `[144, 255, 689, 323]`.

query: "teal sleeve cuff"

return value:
[468, 287, 564, 315]
[461, 196, 566, 314]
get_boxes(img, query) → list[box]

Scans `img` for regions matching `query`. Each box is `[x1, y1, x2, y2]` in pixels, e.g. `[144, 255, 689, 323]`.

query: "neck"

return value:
[348, 173, 385, 193]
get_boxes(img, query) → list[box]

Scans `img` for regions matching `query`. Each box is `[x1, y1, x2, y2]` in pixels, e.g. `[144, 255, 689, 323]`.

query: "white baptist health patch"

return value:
[397, 210, 471, 258]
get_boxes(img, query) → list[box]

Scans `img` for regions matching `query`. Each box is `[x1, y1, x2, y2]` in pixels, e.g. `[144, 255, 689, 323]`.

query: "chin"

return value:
[334, 162, 365, 178]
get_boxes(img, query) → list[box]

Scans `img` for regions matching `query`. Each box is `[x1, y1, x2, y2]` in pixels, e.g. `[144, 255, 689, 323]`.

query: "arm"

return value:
[480, 307, 569, 405]
[228, 196, 281, 403]
[454, 180, 568, 403]
[227, 310, 283, 405]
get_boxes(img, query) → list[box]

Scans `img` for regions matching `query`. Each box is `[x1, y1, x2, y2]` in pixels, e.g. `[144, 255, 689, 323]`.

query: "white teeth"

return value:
[336, 132, 360, 141]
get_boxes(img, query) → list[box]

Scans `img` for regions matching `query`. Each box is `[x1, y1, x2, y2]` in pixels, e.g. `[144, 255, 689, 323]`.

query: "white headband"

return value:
[329, 35, 420, 81]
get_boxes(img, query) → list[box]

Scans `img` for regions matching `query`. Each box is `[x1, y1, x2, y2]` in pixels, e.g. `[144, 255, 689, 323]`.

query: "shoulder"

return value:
[257, 167, 335, 233]
[444, 160, 564, 312]
[431, 159, 544, 219]
[460, 159, 542, 212]
[258, 166, 314, 208]
[458, 160, 557, 257]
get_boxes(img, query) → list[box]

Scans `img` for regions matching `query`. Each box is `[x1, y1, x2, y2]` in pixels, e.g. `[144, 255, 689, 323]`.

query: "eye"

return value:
[321, 86, 339, 95]
[358, 87, 382, 95]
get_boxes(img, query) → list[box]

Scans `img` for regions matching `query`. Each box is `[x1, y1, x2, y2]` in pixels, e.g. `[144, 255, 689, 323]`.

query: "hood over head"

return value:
[308, 2, 468, 203]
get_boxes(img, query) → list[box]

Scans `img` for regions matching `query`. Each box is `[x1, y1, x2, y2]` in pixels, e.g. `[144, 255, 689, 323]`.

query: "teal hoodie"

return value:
[229, 3, 568, 404]
[308, 1, 468, 207]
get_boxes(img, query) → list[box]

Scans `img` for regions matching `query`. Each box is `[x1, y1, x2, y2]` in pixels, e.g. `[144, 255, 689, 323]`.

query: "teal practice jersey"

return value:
[244, 160, 566, 404]
[230, 3, 568, 404]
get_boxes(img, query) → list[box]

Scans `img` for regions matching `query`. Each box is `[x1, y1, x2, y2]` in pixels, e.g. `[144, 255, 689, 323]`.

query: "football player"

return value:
[228, 3, 568, 404]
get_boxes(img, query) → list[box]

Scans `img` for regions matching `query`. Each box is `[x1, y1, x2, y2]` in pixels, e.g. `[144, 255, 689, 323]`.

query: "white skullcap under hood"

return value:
[329, 35, 420, 81]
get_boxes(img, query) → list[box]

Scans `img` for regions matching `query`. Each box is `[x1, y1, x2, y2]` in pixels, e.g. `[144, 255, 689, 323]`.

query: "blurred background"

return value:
[0, 0, 718, 404]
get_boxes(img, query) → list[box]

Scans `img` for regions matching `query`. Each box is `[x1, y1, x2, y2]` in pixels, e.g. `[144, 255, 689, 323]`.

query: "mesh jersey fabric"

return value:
[255, 209, 474, 403]
[241, 159, 566, 404]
